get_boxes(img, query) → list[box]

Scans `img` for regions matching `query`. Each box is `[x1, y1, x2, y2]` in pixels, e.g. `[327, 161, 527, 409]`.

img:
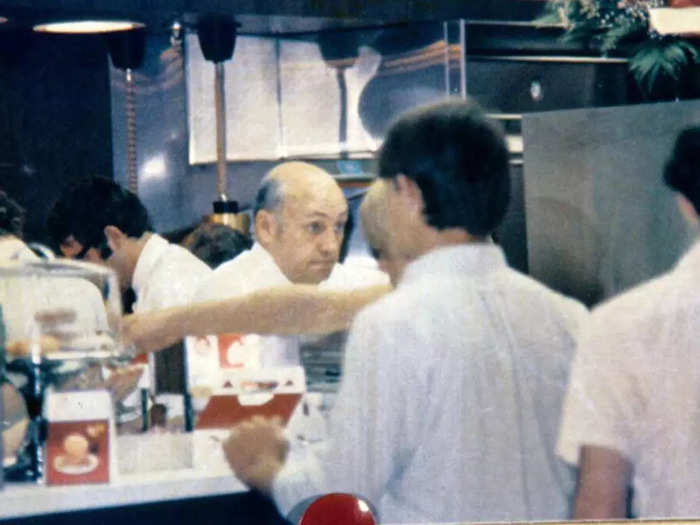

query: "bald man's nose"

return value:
[318, 228, 341, 256]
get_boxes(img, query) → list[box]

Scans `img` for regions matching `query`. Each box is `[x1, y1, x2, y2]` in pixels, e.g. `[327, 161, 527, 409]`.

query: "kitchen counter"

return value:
[0, 469, 246, 520]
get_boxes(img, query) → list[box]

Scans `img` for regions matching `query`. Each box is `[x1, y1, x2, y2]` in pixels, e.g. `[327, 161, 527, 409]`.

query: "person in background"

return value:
[193, 161, 350, 368]
[181, 222, 252, 269]
[557, 125, 700, 519]
[221, 99, 588, 524]
[47, 177, 211, 312]
[0, 189, 140, 402]
[122, 180, 394, 354]
[358, 179, 408, 286]
[47, 177, 212, 422]
[0, 189, 35, 262]
[0, 189, 106, 349]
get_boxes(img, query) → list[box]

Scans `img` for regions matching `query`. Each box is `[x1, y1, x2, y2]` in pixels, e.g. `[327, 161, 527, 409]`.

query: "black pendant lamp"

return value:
[107, 28, 146, 195]
[197, 15, 249, 234]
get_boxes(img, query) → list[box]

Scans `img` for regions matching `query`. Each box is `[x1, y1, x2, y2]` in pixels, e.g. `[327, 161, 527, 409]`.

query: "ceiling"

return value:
[0, 0, 547, 36]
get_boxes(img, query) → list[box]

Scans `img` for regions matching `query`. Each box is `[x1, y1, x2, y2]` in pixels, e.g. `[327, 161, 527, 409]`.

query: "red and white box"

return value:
[189, 366, 305, 476]
[44, 390, 115, 485]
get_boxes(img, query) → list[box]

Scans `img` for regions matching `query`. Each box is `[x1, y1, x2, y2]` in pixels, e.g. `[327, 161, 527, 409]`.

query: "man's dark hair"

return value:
[377, 98, 510, 236]
[664, 125, 700, 214]
[182, 222, 253, 269]
[47, 177, 152, 255]
[253, 177, 284, 218]
[0, 190, 25, 238]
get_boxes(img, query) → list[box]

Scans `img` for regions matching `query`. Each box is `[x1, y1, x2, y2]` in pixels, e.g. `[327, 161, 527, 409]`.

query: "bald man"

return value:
[193, 162, 349, 368]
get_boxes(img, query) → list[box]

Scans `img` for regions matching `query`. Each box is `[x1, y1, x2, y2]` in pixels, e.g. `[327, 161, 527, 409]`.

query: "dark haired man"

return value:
[48, 177, 211, 313]
[222, 99, 587, 523]
[48, 177, 211, 419]
[557, 125, 700, 519]
[181, 222, 253, 269]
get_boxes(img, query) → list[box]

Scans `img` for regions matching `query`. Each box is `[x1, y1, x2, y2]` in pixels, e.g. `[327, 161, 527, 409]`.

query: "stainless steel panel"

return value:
[523, 100, 700, 306]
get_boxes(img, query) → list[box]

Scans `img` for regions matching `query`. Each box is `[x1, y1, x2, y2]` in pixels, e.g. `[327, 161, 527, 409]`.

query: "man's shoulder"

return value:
[500, 268, 588, 319]
[194, 246, 286, 300]
[589, 268, 680, 326]
[146, 241, 211, 284]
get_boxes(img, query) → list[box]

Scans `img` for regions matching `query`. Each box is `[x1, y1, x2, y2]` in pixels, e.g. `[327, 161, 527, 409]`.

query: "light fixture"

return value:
[33, 20, 145, 34]
[0, 16, 8, 24]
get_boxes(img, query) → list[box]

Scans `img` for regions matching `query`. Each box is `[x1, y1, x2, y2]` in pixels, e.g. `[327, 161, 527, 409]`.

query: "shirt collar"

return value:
[398, 242, 507, 288]
[132, 233, 169, 297]
[249, 242, 292, 285]
[675, 238, 700, 277]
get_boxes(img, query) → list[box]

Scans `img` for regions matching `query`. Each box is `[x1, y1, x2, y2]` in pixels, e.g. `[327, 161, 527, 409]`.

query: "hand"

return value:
[105, 365, 144, 403]
[122, 309, 182, 354]
[222, 416, 289, 493]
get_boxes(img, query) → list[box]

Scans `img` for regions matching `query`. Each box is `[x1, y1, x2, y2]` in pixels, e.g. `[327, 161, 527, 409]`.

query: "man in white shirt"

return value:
[47, 177, 211, 405]
[222, 99, 588, 523]
[557, 125, 700, 519]
[194, 161, 350, 368]
[48, 177, 211, 313]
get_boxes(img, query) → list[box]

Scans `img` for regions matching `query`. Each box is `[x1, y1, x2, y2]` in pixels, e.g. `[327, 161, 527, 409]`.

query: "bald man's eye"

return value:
[334, 222, 345, 235]
[305, 222, 325, 235]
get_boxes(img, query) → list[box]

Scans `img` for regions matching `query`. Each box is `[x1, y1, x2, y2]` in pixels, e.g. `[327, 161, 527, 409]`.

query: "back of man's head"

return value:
[0, 190, 25, 238]
[664, 125, 700, 214]
[48, 176, 152, 252]
[182, 222, 253, 269]
[377, 98, 510, 237]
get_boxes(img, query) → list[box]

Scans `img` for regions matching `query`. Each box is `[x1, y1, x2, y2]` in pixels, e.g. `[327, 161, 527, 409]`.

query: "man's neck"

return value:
[126, 231, 153, 286]
[411, 227, 486, 260]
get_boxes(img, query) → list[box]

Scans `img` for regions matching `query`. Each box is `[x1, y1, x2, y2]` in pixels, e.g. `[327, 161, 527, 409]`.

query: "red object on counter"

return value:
[299, 493, 377, 525]
[194, 393, 301, 429]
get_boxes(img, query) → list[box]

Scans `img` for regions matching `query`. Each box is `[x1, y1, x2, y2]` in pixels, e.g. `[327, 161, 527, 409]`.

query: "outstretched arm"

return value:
[123, 284, 390, 354]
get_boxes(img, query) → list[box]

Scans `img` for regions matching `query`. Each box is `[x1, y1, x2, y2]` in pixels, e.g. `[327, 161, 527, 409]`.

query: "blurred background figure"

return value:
[181, 222, 252, 269]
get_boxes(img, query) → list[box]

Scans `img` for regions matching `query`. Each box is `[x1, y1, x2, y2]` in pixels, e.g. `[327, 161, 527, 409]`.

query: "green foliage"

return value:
[630, 39, 700, 95]
[540, 0, 700, 97]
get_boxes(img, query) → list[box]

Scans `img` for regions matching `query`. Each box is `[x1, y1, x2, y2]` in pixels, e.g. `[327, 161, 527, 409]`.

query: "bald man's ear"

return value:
[395, 174, 424, 216]
[255, 210, 279, 247]
[677, 195, 699, 226]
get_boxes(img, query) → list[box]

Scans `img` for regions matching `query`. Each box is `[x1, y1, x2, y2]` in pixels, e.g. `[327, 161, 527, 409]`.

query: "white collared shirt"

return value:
[558, 239, 700, 518]
[193, 243, 299, 367]
[273, 243, 587, 523]
[131, 233, 211, 313]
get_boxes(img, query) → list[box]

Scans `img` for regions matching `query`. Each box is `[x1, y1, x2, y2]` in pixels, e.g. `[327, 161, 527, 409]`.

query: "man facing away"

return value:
[193, 161, 351, 368]
[222, 99, 588, 523]
[557, 125, 700, 519]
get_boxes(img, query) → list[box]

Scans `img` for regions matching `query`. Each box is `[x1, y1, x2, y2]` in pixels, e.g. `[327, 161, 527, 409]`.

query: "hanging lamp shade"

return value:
[197, 14, 236, 63]
[106, 27, 146, 70]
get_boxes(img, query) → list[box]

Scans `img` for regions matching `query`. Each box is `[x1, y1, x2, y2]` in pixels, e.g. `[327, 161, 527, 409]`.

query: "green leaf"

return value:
[629, 40, 699, 95]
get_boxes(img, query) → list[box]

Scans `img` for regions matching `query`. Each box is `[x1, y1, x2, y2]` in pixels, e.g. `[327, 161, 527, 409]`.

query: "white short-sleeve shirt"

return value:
[558, 240, 700, 518]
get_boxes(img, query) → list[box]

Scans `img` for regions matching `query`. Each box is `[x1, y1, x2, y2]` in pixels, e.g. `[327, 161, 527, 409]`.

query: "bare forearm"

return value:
[573, 445, 632, 519]
[184, 284, 390, 336]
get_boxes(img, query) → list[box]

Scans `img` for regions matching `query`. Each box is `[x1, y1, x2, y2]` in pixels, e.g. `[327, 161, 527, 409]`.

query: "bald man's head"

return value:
[360, 180, 407, 286]
[254, 162, 348, 284]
